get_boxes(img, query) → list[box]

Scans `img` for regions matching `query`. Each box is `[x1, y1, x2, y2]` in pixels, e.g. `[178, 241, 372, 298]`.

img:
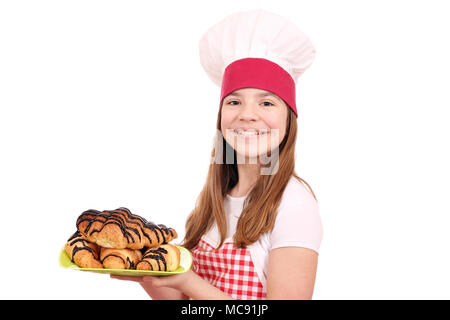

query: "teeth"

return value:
[233, 129, 269, 136]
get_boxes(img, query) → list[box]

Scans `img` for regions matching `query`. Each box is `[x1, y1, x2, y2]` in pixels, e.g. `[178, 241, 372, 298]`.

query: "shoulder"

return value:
[269, 176, 323, 253]
[278, 176, 318, 212]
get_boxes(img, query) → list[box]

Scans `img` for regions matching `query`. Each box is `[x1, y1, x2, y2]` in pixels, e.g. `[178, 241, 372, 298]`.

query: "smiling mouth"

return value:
[231, 129, 270, 136]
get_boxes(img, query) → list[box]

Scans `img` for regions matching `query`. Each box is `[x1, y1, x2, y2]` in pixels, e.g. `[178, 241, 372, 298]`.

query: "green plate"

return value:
[59, 246, 192, 276]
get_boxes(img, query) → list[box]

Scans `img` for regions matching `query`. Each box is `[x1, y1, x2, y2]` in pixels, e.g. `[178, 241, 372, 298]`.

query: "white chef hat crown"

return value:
[199, 9, 316, 117]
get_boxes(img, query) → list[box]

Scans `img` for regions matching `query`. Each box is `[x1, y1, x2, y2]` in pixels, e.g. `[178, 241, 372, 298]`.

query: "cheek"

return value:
[221, 109, 238, 135]
[220, 109, 231, 130]
[266, 119, 286, 142]
[220, 118, 230, 133]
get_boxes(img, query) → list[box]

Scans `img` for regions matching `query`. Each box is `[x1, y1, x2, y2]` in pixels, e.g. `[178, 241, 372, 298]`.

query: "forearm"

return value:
[180, 271, 233, 300]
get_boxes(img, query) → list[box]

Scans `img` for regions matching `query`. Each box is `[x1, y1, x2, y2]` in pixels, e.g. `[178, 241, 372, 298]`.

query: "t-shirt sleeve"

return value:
[269, 183, 323, 254]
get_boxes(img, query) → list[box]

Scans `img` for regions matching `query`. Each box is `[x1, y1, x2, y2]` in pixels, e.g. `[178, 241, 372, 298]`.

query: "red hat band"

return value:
[219, 57, 297, 117]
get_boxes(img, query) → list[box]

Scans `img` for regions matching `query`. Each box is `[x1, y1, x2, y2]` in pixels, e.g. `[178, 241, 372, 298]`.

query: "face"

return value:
[220, 88, 289, 164]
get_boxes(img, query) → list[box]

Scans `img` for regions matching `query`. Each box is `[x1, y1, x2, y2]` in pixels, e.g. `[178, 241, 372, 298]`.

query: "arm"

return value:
[266, 247, 318, 299]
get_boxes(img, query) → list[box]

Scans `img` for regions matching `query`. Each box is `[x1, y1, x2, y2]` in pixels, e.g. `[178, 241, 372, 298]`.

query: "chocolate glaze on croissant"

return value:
[76, 207, 177, 250]
[100, 247, 142, 269]
[136, 244, 180, 272]
[65, 231, 103, 269]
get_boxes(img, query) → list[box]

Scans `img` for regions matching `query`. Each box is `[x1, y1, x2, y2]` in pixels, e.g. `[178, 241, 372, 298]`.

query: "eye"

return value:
[225, 100, 274, 107]
[261, 101, 274, 107]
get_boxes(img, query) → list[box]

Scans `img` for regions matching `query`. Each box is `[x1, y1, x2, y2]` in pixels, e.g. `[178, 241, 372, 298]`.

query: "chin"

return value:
[235, 150, 270, 164]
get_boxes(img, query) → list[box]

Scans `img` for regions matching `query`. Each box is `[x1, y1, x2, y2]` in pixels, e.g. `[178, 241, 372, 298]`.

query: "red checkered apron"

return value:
[191, 238, 266, 300]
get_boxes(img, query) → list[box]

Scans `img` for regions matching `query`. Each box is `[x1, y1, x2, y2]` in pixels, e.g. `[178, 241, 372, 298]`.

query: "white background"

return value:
[1, 0, 449, 299]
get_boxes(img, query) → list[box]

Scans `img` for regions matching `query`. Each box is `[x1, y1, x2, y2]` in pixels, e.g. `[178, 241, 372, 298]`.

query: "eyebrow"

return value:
[226, 91, 282, 101]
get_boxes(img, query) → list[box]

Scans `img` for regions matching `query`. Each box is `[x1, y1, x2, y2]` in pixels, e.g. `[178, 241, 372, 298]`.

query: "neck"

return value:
[229, 162, 261, 197]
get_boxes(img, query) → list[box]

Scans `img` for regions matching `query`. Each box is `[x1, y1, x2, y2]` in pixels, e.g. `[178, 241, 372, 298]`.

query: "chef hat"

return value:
[199, 9, 316, 118]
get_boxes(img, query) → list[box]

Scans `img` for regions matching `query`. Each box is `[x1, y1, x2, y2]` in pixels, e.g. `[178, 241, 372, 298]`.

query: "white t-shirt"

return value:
[200, 175, 323, 292]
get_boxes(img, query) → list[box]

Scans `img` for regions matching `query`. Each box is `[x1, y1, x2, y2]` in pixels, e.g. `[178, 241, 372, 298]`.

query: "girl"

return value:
[111, 9, 323, 300]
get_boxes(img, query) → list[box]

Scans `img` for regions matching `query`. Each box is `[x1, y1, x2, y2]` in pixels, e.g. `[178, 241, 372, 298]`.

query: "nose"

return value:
[238, 101, 259, 122]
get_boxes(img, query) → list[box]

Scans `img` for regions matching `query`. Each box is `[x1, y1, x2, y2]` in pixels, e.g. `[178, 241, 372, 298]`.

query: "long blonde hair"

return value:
[182, 105, 317, 250]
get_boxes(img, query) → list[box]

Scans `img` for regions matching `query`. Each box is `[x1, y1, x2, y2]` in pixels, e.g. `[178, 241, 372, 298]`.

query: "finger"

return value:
[142, 276, 164, 287]
[142, 276, 156, 283]
[110, 274, 143, 282]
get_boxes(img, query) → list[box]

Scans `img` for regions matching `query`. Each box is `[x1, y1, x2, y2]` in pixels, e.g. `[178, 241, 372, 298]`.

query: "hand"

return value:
[110, 274, 188, 300]
[143, 270, 233, 300]
[111, 270, 232, 300]
[110, 274, 145, 284]
[141, 269, 194, 292]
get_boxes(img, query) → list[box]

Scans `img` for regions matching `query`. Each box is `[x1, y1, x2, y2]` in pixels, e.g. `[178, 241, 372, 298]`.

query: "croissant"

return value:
[136, 244, 180, 272]
[100, 247, 143, 269]
[65, 231, 103, 268]
[76, 207, 178, 250]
